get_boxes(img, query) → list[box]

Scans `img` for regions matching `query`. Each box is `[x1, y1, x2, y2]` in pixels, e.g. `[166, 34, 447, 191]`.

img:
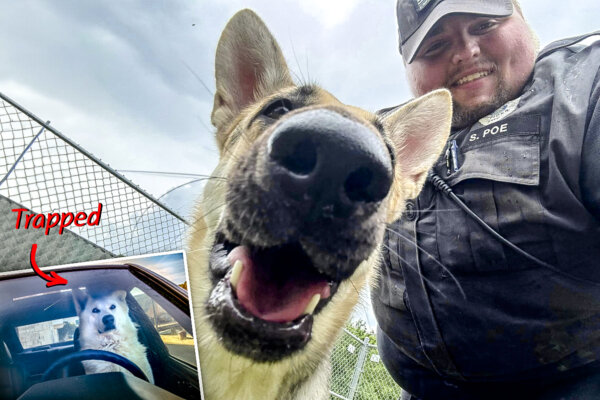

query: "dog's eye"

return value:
[110, 304, 116, 310]
[262, 99, 293, 120]
[92, 308, 100, 313]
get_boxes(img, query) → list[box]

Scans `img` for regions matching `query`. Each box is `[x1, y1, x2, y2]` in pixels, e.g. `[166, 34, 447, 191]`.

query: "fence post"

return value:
[348, 336, 370, 400]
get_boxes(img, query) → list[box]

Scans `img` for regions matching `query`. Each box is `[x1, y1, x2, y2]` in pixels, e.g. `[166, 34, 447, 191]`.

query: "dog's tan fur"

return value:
[187, 9, 452, 400]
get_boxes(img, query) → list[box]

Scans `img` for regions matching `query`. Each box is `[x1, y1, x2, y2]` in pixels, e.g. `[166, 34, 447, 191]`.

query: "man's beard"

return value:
[451, 84, 513, 129]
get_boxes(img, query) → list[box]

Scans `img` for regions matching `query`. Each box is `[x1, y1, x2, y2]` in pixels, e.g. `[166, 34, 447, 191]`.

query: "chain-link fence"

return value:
[0, 92, 189, 270]
[331, 328, 403, 400]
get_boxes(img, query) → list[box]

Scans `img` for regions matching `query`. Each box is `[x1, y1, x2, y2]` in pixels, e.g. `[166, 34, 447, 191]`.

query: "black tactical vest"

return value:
[373, 32, 600, 393]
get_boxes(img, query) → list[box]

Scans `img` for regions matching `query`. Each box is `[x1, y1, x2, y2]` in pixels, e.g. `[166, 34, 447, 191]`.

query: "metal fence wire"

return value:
[330, 328, 403, 400]
[0, 92, 189, 270]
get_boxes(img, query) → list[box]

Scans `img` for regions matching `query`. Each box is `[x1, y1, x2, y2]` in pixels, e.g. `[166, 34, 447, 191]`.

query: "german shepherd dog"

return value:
[187, 9, 451, 400]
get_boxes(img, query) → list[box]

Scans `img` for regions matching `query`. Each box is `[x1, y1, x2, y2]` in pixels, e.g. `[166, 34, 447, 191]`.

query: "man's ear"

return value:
[382, 89, 452, 218]
[211, 9, 294, 146]
[71, 288, 88, 315]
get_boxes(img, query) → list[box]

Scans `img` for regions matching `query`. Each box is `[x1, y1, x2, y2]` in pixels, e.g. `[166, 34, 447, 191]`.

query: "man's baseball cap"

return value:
[397, 0, 513, 63]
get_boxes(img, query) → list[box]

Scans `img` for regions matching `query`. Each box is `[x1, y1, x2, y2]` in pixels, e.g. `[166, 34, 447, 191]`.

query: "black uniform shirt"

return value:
[373, 32, 600, 392]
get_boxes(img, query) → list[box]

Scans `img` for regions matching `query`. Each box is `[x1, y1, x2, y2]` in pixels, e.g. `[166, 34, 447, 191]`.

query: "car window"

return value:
[131, 287, 197, 366]
[16, 316, 79, 349]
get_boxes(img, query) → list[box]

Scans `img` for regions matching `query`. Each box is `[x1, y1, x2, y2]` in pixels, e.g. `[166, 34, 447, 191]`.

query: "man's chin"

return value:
[452, 96, 511, 129]
[451, 86, 513, 129]
[452, 102, 499, 129]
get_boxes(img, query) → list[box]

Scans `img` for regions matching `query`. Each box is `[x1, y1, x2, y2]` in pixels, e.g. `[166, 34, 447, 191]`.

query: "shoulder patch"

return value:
[478, 97, 521, 126]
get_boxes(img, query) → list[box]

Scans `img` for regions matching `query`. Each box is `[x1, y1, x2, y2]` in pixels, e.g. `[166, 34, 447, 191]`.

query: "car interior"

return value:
[0, 267, 201, 400]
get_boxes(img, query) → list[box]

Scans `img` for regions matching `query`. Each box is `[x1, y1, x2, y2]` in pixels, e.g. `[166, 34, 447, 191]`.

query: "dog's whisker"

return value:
[411, 209, 462, 213]
[288, 34, 306, 86]
[176, 176, 228, 185]
[349, 278, 374, 325]
[233, 122, 260, 152]
[384, 228, 466, 300]
[381, 242, 449, 299]
[195, 203, 227, 223]
[194, 312, 214, 322]
[348, 278, 361, 297]
[189, 189, 250, 235]
[228, 352, 235, 382]
[193, 310, 217, 327]
[185, 244, 214, 255]
[202, 175, 229, 181]
[235, 131, 252, 150]
[193, 116, 220, 151]
[305, 54, 311, 85]
[289, 68, 305, 86]
[218, 138, 244, 162]
[182, 60, 214, 98]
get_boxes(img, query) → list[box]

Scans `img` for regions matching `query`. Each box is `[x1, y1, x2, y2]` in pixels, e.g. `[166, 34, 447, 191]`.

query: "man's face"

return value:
[405, 12, 536, 128]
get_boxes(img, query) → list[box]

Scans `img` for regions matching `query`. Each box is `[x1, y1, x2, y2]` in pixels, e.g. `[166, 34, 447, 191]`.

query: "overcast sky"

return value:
[1, 0, 598, 200]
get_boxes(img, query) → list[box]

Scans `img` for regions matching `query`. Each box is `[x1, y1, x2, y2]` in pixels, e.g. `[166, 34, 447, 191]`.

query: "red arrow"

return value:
[30, 244, 68, 287]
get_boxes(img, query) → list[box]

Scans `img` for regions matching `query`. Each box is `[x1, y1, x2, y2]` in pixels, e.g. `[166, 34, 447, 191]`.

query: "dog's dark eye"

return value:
[92, 308, 100, 313]
[110, 304, 116, 310]
[262, 99, 293, 120]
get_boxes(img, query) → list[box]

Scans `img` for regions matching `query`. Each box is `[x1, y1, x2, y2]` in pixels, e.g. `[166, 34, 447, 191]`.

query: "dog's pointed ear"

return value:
[114, 290, 127, 303]
[382, 89, 452, 220]
[71, 288, 88, 315]
[211, 9, 294, 145]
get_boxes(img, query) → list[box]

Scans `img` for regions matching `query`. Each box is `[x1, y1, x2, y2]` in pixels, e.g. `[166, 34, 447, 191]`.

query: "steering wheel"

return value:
[41, 349, 150, 382]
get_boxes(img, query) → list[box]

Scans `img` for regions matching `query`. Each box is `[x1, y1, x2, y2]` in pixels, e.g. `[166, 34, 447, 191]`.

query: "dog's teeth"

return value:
[230, 260, 243, 290]
[303, 294, 321, 315]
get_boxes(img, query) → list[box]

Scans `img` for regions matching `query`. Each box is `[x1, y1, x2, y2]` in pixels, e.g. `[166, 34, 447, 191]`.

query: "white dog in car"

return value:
[73, 289, 154, 384]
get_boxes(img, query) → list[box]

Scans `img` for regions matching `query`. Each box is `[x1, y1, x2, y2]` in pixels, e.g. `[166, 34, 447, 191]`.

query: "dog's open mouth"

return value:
[228, 243, 334, 322]
[206, 234, 340, 361]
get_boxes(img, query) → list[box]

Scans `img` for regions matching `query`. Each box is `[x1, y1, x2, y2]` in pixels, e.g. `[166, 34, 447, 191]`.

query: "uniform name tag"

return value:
[462, 115, 540, 149]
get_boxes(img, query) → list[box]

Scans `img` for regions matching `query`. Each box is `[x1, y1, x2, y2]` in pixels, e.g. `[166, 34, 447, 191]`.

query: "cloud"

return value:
[1, 0, 598, 201]
[296, 0, 361, 29]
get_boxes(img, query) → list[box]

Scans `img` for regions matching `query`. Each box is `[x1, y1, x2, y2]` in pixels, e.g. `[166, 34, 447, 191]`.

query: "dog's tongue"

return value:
[228, 246, 330, 323]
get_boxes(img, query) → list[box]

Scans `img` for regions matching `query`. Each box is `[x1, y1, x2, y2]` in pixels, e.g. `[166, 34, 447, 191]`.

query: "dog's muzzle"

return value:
[101, 314, 116, 333]
[206, 107, 393, 362]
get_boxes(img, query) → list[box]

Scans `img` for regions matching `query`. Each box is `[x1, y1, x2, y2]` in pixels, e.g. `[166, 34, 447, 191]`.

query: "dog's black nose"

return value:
[102, 314, 115, 326]
[268, 109, 392, 218]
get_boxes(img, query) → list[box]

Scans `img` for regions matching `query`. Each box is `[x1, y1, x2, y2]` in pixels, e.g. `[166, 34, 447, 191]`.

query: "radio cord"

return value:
[427, 171, 600, 286]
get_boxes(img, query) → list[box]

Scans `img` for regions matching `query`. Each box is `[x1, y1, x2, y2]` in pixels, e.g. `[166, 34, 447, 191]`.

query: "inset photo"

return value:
[0, 251, 202, 400]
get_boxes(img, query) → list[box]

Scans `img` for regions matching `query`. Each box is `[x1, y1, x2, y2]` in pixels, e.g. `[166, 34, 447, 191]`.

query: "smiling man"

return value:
[372, 1, 600, 399]
[402, 2, 536, 128]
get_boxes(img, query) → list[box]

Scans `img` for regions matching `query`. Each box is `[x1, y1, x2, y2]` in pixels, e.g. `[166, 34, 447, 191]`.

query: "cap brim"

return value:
[401, 0, 513, 63]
